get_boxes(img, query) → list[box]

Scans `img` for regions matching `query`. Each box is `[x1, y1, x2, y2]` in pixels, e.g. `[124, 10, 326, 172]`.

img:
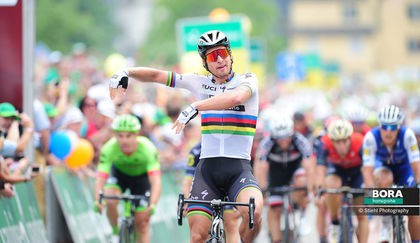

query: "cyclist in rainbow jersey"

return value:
[108, 30, 263, 243]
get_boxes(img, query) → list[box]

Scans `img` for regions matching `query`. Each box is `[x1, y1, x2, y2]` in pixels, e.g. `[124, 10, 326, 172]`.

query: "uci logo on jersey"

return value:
[202, 84, 217, 91]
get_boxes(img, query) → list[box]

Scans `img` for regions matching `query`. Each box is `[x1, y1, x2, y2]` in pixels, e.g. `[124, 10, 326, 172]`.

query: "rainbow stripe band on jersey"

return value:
[201, 113, 257, 136]
[166, 71, 176, 87]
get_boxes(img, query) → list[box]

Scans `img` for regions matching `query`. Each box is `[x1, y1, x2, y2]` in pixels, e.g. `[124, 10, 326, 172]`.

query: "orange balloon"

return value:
[65, 139, 94, 169]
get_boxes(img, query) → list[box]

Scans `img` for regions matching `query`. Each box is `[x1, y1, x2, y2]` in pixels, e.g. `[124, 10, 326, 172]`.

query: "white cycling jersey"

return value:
[167, 72, 259, 160]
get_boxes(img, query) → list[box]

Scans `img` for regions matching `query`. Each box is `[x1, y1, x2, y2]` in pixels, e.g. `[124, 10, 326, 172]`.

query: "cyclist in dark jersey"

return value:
[94, 114, 161, 242]
[255, 115, 314, 243]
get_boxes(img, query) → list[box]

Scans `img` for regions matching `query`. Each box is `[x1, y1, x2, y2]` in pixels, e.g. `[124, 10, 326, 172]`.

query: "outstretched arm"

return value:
[109, 67, 169, 99]
[127, 67, 169, 85]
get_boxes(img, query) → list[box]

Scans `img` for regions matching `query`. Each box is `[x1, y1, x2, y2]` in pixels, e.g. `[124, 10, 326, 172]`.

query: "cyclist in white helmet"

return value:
[109, 30, 263, 243]
[362, 105, 420, 243]
[254, 114, 315, 243]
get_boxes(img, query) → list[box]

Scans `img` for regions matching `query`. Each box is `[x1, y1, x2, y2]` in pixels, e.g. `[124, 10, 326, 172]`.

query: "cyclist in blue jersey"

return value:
[362, 105, 420, 243]
[109, 30, 263, 243]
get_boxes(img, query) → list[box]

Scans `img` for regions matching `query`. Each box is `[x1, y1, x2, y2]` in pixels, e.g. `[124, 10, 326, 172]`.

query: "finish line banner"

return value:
[355, 188, 419, 215]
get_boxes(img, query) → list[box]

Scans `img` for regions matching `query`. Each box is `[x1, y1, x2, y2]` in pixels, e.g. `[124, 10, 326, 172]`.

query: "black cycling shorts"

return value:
[187, 157, 260, 217]
[105, 165, 150, 197]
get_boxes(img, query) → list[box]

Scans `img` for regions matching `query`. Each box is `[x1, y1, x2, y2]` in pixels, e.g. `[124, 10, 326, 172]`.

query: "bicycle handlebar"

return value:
[317, 187, 365, 198]
[267, 186, 308, 194]
[98, 191, 150, 205]
[177, 193, 255, 229]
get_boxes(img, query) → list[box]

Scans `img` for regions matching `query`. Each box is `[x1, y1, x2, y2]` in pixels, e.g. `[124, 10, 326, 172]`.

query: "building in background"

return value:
[281, 0, 420, 82]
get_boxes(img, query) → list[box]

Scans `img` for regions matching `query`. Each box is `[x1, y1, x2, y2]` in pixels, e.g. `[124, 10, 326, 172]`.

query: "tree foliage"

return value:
[139, 0, 285, 72]
[36, 0, 117, 54]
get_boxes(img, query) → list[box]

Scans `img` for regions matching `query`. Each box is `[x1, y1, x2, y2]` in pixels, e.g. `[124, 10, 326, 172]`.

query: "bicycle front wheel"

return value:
[282, 207, 296, 243]
[119, 220, 136, 243]
[392, 215, 406, 243]
[340, 206, 353, 243]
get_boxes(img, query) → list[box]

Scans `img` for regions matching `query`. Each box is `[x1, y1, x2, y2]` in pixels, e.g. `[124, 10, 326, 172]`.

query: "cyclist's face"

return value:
[204, 46, 232, 79]
[331, 138, 351, 156]
[379, 126, 399, 146]
[276, 137, 292, 149]
[115, 131, 138, 154]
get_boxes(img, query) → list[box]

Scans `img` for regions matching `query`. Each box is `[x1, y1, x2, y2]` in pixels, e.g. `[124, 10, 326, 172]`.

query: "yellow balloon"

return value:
[104, 53, 127, 78]
[65, 139, 94, 169]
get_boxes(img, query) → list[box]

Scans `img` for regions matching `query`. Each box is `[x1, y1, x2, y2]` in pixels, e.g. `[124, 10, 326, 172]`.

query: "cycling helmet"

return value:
[269, 115, 294, 139]
[197, 30, 231, 59]
[410, 118, 420, 135]
[377, 105, 404, 125]
[327, 119, 353, 140]
[343, 105, 369, 123]
[112, 114, 141, 133]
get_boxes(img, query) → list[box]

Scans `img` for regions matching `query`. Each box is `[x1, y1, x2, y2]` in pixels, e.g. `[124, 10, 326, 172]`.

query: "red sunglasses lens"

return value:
[205, 49, 229, 62]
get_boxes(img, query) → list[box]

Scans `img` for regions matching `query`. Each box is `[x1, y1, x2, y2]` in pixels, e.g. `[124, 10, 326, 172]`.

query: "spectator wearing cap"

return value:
[0, 103, 34, 165]
[0, 102, 21, 137]
[1, 111, 36, 184]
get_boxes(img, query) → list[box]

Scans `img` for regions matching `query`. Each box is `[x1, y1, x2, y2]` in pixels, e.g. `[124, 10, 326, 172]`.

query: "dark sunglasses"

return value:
[205, 49, 230, 62]
[380, 124, 399, 131]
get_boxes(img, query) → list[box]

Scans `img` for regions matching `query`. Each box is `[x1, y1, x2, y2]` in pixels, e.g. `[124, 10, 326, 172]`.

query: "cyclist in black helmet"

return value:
[109, 30, 263, 243]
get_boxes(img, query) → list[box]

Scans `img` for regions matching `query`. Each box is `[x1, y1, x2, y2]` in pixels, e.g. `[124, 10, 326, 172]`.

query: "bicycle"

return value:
[177, 193, 255, 243]
[390, 185, 409, 243]
[317, 186, 364, 243]
[268, 186, 308, 243]
[99, 191, 150, 243]
[391, 212, 408, 243]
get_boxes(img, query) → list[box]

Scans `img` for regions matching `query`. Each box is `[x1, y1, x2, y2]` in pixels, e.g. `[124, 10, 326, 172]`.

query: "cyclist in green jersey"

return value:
[94, 114, 161, 243]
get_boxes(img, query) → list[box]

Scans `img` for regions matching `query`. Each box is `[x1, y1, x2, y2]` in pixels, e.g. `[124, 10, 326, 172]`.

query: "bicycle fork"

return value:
[340, 201, 353, 243]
